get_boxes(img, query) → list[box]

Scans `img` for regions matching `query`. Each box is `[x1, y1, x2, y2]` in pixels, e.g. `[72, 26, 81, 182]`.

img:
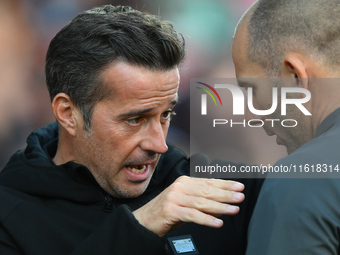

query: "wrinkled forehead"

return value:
[101, 61, 180, 102]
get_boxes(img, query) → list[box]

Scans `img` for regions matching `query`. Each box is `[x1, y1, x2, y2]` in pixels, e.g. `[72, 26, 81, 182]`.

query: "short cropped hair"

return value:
[247, 0, 340, 76]
[45, 5, 185, 130]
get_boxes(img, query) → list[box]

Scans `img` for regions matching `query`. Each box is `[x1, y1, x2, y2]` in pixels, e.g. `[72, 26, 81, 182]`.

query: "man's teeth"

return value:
[126, 165, 147, 173]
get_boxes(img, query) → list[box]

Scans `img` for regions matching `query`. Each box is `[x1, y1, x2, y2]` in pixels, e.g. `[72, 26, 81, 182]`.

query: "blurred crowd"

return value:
[0, 0, 286, 169]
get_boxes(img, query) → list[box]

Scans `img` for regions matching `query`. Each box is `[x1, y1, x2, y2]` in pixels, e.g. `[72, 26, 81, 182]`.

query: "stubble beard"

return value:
[77, 129, 153, 199]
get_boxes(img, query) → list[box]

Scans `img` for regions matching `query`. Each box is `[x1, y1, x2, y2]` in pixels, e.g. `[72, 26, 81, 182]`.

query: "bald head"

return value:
[241, 0, 340, 76]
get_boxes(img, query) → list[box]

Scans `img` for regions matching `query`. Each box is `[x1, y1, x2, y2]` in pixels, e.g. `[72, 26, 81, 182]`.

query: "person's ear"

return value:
[52, 93, 82, 137]
[283, 52, 309, 90]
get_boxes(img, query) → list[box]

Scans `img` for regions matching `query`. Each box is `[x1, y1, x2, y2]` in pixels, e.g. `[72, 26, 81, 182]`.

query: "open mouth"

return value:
[126, 165, 147, 174]
[124, 164, 151, 182]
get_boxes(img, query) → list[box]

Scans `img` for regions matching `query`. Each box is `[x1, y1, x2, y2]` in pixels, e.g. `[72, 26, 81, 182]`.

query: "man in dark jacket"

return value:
[0, 5, 262, 255]
[232, 0, 340, 254]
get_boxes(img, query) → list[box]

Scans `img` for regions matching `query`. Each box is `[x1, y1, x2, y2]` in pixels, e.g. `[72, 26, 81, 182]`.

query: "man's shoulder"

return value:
[278, 124, 340, 167]
[0, 186, 35, 221]
[264, 118, 340, 199]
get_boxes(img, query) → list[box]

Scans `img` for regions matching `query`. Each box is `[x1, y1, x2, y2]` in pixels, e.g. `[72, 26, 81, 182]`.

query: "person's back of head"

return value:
[247, 0, 340, 76]
[45, 5, 185, 130]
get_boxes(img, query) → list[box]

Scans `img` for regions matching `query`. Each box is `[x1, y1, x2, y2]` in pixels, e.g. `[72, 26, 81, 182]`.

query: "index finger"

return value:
[176, 176, 245, 191]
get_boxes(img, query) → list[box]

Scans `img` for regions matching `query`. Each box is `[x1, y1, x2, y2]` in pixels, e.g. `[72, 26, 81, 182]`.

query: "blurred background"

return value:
[0, 0, 286, 169]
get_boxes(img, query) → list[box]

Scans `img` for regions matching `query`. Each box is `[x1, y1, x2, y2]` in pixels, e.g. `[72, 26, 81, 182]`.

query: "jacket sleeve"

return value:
[69, 205, 166, 255]
[0, 226, 22, 255]
[0, 186, 166, 255]
[0, 203, 166, 255]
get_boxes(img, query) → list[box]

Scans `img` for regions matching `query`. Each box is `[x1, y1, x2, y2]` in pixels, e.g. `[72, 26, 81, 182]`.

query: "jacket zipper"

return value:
[104, 194, 114, 213]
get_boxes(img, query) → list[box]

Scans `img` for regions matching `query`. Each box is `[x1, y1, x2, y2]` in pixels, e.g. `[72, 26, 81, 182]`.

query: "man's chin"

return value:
[285, 144, 300, 155]
[275, 136, 295, 155]
[111, 180, 152, 199]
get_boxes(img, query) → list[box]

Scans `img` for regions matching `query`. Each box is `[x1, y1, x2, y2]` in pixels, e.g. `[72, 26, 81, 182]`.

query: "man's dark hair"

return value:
[246, 0, 340, 76]
[45, 5, 185, 130]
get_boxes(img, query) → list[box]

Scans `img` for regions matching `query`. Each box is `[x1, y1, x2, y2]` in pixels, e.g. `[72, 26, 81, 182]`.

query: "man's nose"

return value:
[140, 121, 168, 154]
[245, 108, 263, 126]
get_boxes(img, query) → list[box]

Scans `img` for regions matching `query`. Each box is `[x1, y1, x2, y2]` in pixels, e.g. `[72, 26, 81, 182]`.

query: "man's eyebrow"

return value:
[237, 80, 253, 88]
[118, 98, 179, 119]
[118, 108, 155, 119]
[170, 98, 178, 107]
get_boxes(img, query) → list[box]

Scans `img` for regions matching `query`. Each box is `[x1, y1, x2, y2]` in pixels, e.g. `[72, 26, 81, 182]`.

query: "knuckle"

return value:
[201, 186, 211, 197]
[204, 178, 215, 186]
[194, 197, 207, 209]
[177, 175, 189, 183]
[169, 181, 183, 192]
[186, 209, 198, 221]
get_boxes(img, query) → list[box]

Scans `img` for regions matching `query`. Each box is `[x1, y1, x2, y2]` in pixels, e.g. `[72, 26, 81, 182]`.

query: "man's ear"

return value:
[283, 53, 310, 97]
[52, 93, 82, 137]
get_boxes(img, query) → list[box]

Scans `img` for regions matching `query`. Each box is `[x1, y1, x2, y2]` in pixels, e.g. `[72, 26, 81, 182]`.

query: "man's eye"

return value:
[126, 117, 141, 125]
[161, 110, 176, 120]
